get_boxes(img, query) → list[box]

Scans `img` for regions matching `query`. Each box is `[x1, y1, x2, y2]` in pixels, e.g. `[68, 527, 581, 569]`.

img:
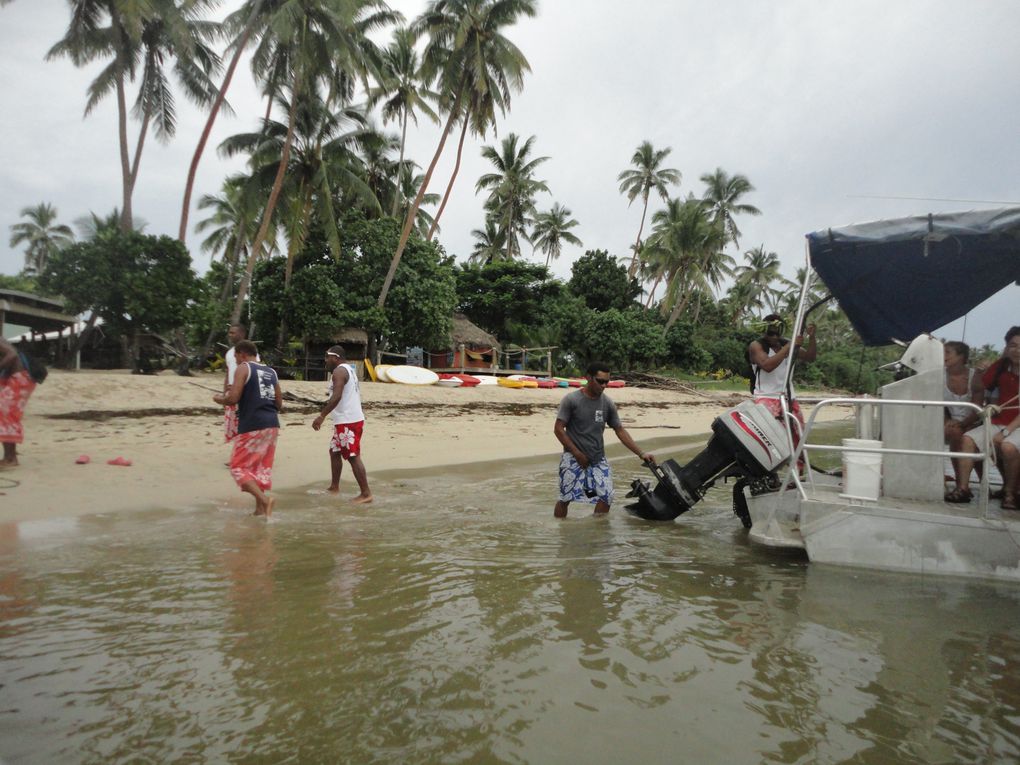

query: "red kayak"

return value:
[453, 373, 481, 387]
[535, 379, 558, 389]
[607, 380, 625, 388]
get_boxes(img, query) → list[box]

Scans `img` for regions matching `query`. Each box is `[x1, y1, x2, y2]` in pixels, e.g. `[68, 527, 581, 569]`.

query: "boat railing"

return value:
[780, 397, 995, 517]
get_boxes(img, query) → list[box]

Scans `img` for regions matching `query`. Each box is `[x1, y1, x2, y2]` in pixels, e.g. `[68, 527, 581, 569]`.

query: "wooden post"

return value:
[547, 349, 552, 377]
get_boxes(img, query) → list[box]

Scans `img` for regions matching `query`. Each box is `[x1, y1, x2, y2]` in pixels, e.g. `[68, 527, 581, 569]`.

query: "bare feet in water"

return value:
[254, 496, 275, 517]
[351, 494, 373, 505]
[327, 484, 340, 494]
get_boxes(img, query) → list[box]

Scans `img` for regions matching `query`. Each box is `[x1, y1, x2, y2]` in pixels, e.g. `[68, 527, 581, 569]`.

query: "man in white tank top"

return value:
[312, 345, 372, 504]
[223, 323, 259, 443]
[748, 315, 817, 459]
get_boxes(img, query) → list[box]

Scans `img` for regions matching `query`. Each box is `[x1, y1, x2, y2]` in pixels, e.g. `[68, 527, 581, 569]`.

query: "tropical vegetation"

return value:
[3, 0, 899, 392]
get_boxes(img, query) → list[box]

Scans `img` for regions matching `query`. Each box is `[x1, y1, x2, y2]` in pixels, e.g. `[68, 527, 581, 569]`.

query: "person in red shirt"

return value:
[956, 327, 1020, 509]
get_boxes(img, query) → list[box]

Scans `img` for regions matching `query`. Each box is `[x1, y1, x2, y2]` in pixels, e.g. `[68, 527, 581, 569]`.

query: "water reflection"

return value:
[0, 445, 1018, 764]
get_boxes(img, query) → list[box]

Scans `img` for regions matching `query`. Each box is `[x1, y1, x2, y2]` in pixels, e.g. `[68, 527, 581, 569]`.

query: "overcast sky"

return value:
[2, 0, 1017, 346]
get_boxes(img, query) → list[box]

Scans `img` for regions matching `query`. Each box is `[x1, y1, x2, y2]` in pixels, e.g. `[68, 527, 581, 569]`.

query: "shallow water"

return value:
[1, 440, 1019, 765]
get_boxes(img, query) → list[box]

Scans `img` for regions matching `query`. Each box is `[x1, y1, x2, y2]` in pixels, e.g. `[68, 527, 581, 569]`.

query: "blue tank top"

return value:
[237, 362, 280, 434]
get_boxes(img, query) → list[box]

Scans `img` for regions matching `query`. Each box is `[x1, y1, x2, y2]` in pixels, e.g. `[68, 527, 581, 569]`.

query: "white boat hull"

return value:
[747, 485, 1020, 582]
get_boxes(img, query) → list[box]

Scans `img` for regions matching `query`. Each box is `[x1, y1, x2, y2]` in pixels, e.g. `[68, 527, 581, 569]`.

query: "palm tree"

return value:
[229, 0, 396, 325]
[531, 203, 582, 268]
[469, 219, 507, 264]
[179, 0, 268, 242]
[396, 165, 441, 237]
[476, 133, 549, 261]
[367, 25, 440, 217]
[617, 141, 681, 278]
[699, 167, 761, 248]
[378, 0, 538, 310]
[734, 245, 783, 312]
[642, 196, 729, 332]
[9, 204, 75, 276]
[48, 0, 222, 232]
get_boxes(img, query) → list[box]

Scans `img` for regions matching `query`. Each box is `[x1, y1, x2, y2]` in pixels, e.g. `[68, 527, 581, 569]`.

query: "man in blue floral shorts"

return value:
[553, 360, 654, 518]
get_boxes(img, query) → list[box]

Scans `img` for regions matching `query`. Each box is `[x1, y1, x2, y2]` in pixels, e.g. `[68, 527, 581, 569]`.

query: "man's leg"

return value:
[593, 500, 610, 515]
[1, 442, 16, 466]
[956, 434, 980, 493]
[554, 500, 570, 518]
[241, 479, 269, 516]
[328, 449, 343, 493]
[1001, 442, 1019, 509]
[348, 455, 372, 503]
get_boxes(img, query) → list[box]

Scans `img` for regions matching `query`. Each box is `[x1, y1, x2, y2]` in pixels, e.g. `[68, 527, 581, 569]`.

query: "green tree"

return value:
[367, 25, 440, 217]
[476, 133, 550, 260]
[563, 307, 667, 372]
[232, 0, 396, 325]
[378, 0, 537, 310]
[40, 230, 197, 369]
[617, 141, 681, 277]
[454, 260, 559, 336]
[733, 244, 782, 313]
[468, 219, 507, 264]
[8, 203, 75, 276]
[531, 203, 582, 269]
[48, 0, 222, 232]
[567, 250, 642, 313]
[642, 197, 730, 331]
[699, 167, 761, 248]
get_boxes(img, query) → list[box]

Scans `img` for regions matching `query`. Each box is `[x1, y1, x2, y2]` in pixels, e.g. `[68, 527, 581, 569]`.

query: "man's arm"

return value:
[613, 426, 654, 463]
[748, 340, 791, 373]
[797, 324, 817, 362]
[215, 363, 249, 406]
[554, 418, 589, 468]
[273, 377, 283, 412]
[0, 339, 17, 373]
[312, 366, 348, 431]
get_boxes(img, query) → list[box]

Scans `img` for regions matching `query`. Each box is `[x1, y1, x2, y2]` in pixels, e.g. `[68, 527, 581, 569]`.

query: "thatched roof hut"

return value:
[331, 327, 368, 347]
[450, 313, 500, 351]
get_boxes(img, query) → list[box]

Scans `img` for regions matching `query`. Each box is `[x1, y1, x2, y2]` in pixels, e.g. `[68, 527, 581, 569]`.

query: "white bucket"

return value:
[841, 438, 882, 501]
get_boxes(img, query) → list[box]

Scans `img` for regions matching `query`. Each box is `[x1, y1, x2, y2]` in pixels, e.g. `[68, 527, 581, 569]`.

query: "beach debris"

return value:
[107, 456, 133, 467]
[75, 455, 91, 464]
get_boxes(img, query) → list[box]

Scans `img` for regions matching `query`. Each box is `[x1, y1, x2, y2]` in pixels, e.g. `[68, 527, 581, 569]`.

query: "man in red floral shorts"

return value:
[312, 346, 372, 504]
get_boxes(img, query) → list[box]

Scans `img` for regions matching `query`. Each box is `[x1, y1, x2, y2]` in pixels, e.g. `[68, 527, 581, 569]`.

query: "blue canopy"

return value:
[806, 208, 1020, 346]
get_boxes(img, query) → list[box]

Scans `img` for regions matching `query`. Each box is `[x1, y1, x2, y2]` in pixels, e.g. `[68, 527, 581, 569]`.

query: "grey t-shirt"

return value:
[556, 389, 622, 462]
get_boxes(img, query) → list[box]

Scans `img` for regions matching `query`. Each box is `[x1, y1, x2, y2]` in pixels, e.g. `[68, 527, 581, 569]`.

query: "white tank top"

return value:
[944, 367, 975, 421]
[752, 346, 792, 398]
[226, 346, 260, 384]
[328, 363, 364, 425]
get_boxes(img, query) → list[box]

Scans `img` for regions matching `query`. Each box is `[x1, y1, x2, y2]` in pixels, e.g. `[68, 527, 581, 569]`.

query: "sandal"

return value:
[1003, 494, 1017, 511]
[944, 487, 973, 504]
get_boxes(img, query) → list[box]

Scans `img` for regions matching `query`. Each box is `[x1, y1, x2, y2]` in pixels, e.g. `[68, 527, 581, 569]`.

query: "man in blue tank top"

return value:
[214, 340, 282, 517]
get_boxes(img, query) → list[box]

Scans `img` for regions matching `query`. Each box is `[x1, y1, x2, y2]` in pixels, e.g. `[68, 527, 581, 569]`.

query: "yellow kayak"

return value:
[497, 377, 527, 388]
[364, 358, 378, 382]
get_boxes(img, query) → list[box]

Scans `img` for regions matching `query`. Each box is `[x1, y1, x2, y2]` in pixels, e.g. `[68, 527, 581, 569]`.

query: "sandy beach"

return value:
[0, 370, 843, 522]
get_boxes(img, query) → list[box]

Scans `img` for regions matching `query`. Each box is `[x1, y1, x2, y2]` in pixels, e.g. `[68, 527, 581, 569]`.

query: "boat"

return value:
[627, 208, 1020, 582]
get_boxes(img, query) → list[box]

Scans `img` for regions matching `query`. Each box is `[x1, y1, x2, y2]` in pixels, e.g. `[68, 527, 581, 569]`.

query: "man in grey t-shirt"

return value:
[553, 360, 654, 518]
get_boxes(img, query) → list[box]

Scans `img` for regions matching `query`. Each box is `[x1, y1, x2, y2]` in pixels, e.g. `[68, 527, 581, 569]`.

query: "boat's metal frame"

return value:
[745, 240, 1020, 581]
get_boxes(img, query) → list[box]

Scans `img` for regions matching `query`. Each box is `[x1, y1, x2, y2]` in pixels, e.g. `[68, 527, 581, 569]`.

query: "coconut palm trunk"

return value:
[426, 116, 469, 241]
[627, 193, 649, 278]
[391, 105, 409, 218]
[116, 73, 134, 232]
[378, 90, 463, 309]
[230, 81, 301, 325]
[178, 0, 264, 242]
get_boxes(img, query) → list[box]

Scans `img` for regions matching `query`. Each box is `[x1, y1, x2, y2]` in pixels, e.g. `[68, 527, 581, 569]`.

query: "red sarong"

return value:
[229, 428, 279, 490]
[224, 404, 238, 442]
[0, 371, 36, 444]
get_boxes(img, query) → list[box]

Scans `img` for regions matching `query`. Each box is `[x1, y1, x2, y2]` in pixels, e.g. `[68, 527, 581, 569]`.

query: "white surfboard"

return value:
[386, 365, 440, 386]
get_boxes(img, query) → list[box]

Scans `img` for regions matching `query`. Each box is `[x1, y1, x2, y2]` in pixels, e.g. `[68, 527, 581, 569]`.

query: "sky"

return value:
[2, 0, 1018, 347]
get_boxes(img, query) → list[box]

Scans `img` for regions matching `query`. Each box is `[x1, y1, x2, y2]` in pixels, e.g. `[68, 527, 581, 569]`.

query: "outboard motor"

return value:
[626, 400, 793, 523]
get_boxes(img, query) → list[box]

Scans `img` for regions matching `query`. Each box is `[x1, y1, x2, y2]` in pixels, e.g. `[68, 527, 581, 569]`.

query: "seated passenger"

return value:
[943, 341, 983, 502]
[955, 327, 1020, 509]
